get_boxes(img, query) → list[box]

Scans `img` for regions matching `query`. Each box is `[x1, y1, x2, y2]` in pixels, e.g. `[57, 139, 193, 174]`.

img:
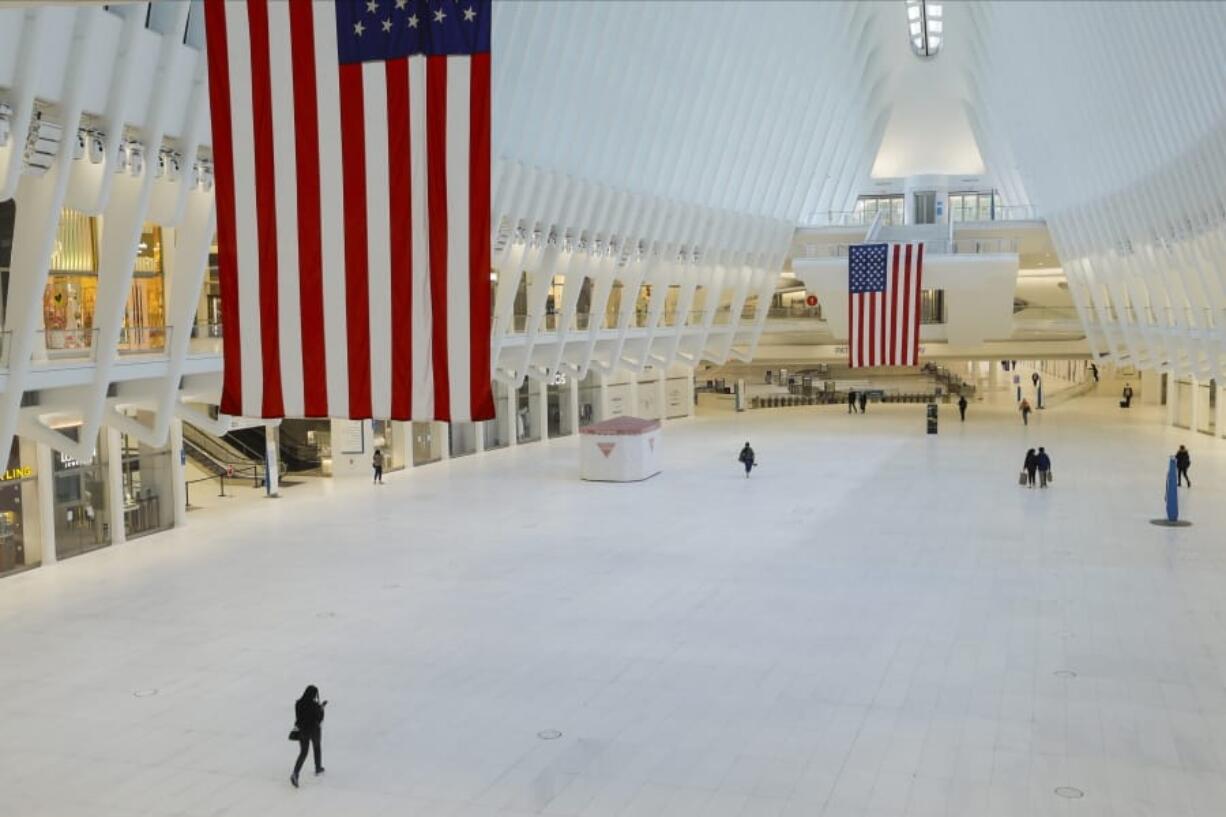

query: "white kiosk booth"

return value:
[579, 417, 662, 482]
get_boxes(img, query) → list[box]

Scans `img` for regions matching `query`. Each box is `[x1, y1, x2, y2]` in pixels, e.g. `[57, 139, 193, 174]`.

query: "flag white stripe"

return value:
[226, 9, 262, 418]
[363, 62, 392, 421]
[313, 2, 349, 417]
[268, 0, 303, 417]
[446, 56, 473, 421]
[409, 54, 434, 421]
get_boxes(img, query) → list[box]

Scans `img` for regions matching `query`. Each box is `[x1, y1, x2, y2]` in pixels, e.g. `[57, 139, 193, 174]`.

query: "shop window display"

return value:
[43, 209, 98, 355]
[120, 428, 171, 539]
[121, 224, 167, 352]
[41, 210, 168, 357]
[0, 441, 37, 576]
[52, 429, 110, 560]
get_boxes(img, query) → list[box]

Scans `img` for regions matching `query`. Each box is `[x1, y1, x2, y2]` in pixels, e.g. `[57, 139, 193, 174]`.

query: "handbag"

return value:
[288, 727, 301, 741]
[1046, 470, 1053, 484]
[1018, 470, 1028, 486]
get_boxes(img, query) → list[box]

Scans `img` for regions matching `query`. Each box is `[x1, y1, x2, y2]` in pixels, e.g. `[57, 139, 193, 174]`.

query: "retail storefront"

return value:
[52, 429, 110, 560]
[40, 209, 168, 358]
[0, 442, 39, 576]
[119, 421, 173, 539]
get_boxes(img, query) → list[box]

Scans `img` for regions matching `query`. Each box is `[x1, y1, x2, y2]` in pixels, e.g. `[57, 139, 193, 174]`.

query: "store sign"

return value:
[59, 453, 80, 469]
[1, 466, 33, 481]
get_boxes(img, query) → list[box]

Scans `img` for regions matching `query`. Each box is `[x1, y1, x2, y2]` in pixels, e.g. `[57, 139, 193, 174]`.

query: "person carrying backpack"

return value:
[738, 442, 756, 478]
[1176, 445, 1191, 487]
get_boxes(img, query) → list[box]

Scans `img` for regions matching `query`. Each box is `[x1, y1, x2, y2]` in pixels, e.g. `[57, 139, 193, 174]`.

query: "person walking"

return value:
[1023, 448, 1038, 488]
[372, 449, 384, 484]
[1089, 362, 1099, 383]
[858, 392, 868, 414]
[1019, 398, 1032, 426]
[1031, 371, 1040, 388]
[847, 390, 857, 414]
[958, 394, 968, 422]
[1036, 447, 1052, 488]
[290, 685, 327, 788]
[738, 442, 756, 478]
[1176, 444, 1191, 487]
[1121, 382, 1134, 408]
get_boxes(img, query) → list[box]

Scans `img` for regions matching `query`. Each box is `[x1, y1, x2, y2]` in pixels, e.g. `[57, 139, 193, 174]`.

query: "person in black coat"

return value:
[1176, 445, 1191, 487]
[738, 442, 756, 478]
[847, 390, 857, 414]
[291, 685, 327, 787]
[957, 394, 968, 421]
[858, 392, 868, 414]
[1036, 447, 1052, 488]
[1023, 448, 1038, 488]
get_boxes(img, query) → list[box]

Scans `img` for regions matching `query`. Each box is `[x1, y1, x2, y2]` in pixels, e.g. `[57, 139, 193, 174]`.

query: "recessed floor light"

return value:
[1053, 670, 1077, 679]
[537, 729, 562, 740]
[133, 688, 159, 698]
[1055, 786, 1085, 799]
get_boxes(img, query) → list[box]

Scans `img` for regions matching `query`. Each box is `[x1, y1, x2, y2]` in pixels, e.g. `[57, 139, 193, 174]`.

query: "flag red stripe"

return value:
[900, 243, 913, 366]
[338, 62, 372, 418]
[386, 57, 413, 420]
[287, 0, 327, 416]
[868, 289, 876, 366]
[468, 51, 494, 420]
[203, 0, 243, 416]
[247, 0, 284, 418]
[426, 56, 451, 421]
[912, 244, 924, 364]
[889, 245, 900, 367]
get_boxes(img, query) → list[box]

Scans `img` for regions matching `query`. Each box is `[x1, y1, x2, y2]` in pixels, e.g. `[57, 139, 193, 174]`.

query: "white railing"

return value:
[795, 237, 1020, 259]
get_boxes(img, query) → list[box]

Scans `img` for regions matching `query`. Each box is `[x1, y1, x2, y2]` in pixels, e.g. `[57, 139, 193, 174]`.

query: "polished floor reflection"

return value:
[0, 390, 1222, 816]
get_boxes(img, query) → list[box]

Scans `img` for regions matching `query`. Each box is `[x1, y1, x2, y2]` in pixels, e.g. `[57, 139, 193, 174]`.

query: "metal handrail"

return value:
[796, 237, 1019, 258]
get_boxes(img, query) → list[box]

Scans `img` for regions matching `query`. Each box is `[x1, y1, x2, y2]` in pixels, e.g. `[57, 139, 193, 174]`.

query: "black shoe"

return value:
[315, 767, 325, 775]
[290, 774, 299, 788]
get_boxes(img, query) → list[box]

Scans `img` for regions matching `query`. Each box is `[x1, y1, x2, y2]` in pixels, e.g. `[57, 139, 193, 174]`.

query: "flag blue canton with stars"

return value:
[336, 0, 491, 64]
[848, 243, 888, 293]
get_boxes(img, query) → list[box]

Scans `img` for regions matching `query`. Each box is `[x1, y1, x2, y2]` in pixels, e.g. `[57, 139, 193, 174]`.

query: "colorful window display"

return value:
[41, 210, 168, 356]
[0, 441, 36, 576]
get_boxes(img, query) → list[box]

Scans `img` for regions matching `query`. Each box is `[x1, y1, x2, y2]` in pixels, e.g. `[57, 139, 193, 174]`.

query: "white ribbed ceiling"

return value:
[493, 0, 898, 224]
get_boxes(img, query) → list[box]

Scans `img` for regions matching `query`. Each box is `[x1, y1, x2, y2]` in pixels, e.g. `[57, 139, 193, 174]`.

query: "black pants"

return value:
[294, 733, 322, 777]
[1178, 465, 1190, 487]
[1026, 468, 1037, 487]
[959, 407, 966, 421]
[743, 461, 753, 476]
[373, 466, 383, 483]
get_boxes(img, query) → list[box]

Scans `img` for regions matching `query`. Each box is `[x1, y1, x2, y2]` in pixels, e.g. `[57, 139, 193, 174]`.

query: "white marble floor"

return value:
[2, 392, 1224, 817]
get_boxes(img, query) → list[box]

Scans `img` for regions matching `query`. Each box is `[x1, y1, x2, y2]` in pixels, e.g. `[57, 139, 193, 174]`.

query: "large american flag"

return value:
[203, 0, 494, 422]
[847, 242, 924, 368]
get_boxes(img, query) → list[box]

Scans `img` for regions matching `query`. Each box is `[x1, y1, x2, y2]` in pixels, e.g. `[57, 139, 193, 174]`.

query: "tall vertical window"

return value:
[905, 1, 943, 58]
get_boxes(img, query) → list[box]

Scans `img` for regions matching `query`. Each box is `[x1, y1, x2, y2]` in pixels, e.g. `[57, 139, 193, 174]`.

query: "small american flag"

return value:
[848, 242, 924, 368]
[203, 0, 494, 422]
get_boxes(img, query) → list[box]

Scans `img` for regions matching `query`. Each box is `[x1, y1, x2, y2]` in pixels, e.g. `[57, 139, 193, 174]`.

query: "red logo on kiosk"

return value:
[805, 294, 818, 307]
[596, 442, 616, 458]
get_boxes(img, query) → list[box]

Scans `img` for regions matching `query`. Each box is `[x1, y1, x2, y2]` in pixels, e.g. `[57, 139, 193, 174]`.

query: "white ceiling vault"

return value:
[495, 0, 1226, 378]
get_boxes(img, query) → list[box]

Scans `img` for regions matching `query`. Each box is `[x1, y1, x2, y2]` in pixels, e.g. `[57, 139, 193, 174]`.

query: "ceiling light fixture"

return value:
[905, 0, 942, 59]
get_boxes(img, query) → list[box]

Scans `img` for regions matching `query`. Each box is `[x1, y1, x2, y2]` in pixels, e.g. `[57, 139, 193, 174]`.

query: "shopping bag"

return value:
[1018, 470, 1028, 486]
[1046, 470, 1053, 484]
